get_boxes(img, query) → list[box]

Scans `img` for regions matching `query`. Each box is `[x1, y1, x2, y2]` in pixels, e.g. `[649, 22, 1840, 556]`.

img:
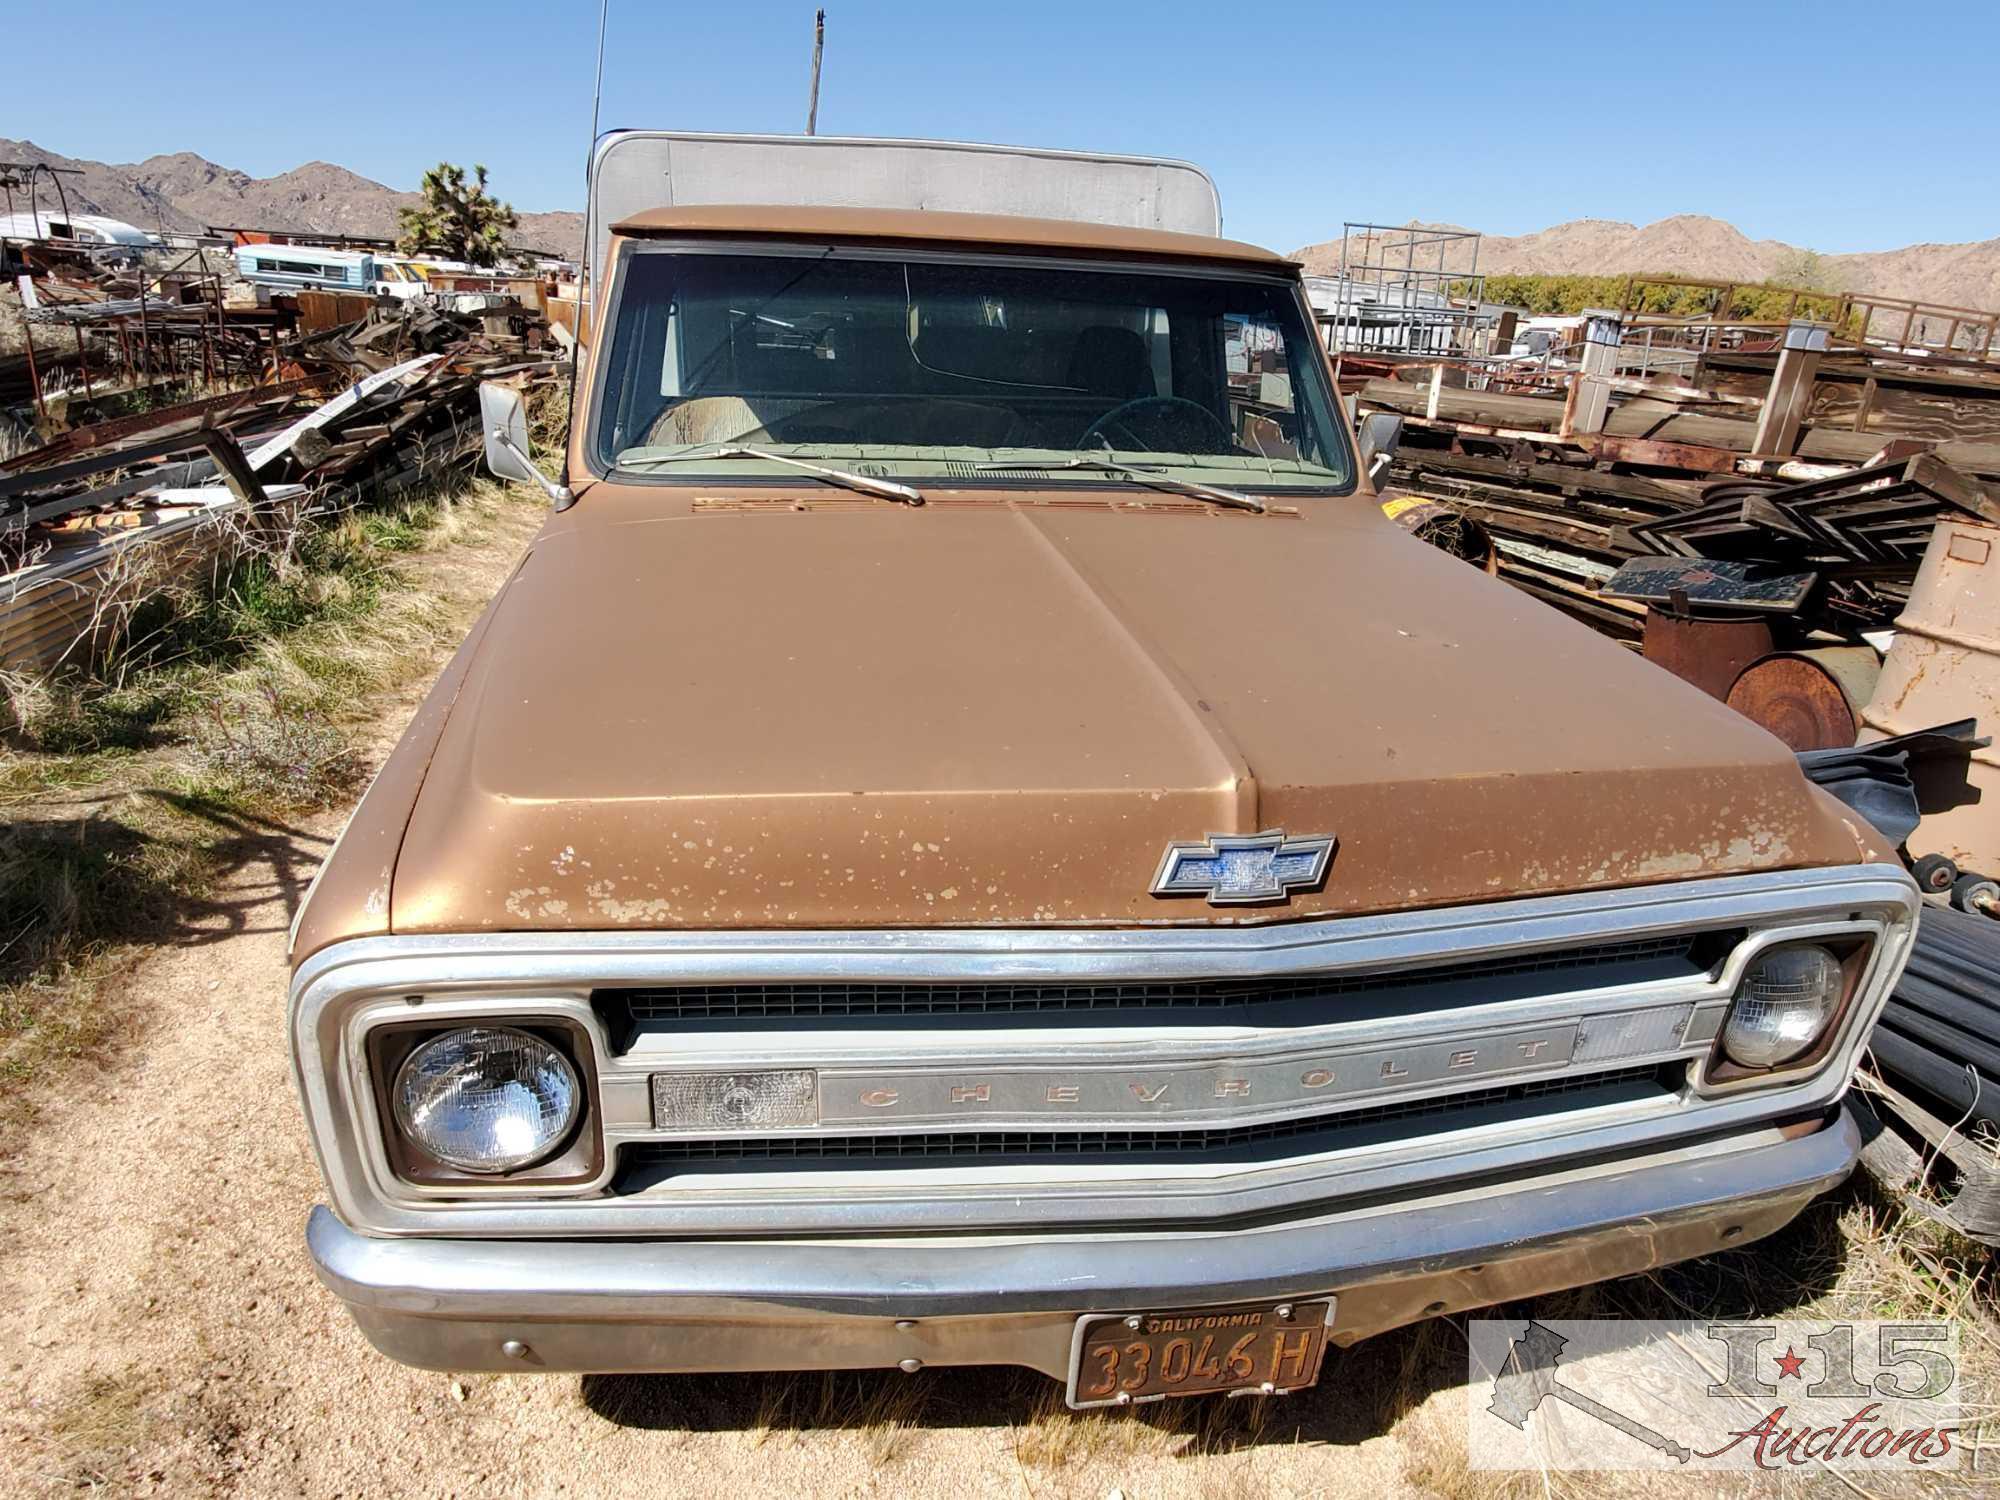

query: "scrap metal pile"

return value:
[1603, 454, 2000, 635]
[1356, 288, 2000, 1182]
[2, 292, 565, 673]
[1362, 291, 2000, 643]
[4, 250, 290, 412]
[1381, 419, 2000, 647]
[1360, 302, 2000, 769]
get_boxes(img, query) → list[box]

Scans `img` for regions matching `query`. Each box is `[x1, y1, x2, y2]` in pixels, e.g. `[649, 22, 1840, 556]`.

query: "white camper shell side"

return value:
[582, 131, 1224, 296]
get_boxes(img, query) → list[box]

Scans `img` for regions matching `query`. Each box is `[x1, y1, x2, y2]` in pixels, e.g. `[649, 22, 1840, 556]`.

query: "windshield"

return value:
[590, 247, 1354, 492]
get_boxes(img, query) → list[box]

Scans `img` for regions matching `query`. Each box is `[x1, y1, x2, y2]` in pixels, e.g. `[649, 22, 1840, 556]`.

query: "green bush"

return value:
[1461, 273, 1854, 329]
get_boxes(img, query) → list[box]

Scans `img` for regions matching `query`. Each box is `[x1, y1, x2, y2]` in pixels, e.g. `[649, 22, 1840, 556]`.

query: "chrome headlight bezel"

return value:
[1692, 931, 1873, 1093]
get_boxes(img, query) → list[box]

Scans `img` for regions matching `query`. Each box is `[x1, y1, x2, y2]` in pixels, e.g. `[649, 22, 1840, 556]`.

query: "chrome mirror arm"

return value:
[491, 427, 576, 510]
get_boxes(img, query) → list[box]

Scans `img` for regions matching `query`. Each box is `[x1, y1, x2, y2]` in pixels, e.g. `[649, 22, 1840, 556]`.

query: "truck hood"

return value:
[389, 491, 1863, 932]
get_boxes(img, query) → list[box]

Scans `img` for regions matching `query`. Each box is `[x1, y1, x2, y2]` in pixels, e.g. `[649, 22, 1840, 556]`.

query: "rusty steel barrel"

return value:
[1726, 646, 1883, 752]
[1862, 519, 2000, 874]
[1642, 611, 1775, 702]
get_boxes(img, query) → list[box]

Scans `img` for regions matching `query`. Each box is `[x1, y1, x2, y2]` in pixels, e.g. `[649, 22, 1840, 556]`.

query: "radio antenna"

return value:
[567, 0, 613, 474]
[806, 9, 825, 134]
[588, 0, 611, 153]
[580, 0, 611, 309]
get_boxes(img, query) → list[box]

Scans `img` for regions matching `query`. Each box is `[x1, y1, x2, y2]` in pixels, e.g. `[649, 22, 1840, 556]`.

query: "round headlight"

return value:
[1721, 945, 1843, 1069]
[392, 1026, 581, 1173]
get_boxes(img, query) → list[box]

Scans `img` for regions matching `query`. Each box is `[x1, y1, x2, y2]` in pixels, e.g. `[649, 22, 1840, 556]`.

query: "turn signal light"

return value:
[651, 1070, 819, 1130]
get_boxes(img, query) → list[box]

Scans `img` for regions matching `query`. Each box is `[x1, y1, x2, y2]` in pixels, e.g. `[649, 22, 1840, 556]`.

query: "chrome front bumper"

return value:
[308, 1106, 1858, 1377]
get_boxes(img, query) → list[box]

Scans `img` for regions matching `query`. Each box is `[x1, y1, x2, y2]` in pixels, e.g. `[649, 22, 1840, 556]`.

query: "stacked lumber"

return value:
[1373, 339, 2000, 646]
[1607, 454, 2000, 634]
[1388, 447, 1708, 638]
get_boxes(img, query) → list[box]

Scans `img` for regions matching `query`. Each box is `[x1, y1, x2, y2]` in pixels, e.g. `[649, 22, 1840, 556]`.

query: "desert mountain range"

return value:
[5, 138, 1996, 312]
[1292, 215, 2000, 315]
[0, 139, 585, 261]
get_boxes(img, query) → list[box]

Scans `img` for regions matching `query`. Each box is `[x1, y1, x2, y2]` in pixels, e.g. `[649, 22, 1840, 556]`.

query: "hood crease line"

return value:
[1009, 505, 1259, 833]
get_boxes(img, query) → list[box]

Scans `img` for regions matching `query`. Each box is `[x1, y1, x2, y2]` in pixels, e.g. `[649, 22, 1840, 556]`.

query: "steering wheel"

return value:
[1079, 395, 1236, 455]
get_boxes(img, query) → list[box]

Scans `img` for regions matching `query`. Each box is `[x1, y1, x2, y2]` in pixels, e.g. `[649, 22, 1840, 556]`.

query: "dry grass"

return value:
[0, 474, 542, 1143]
[1384, 1178, 2000, 1499]
[26, 1366, 161, 1493]
[1011, 1376, 1287, 1473]
[738, 1370, 937, 1464]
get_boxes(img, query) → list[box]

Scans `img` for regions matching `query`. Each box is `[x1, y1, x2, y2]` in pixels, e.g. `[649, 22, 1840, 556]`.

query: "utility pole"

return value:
[806, 9, 825, 135]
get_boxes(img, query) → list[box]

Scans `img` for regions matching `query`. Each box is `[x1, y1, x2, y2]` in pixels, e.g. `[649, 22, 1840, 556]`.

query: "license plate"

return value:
[1065, 1298, 1334, 1408]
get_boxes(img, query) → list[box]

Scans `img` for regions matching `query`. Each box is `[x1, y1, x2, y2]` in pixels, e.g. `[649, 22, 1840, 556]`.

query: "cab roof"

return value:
[608, 205, 1292, 269]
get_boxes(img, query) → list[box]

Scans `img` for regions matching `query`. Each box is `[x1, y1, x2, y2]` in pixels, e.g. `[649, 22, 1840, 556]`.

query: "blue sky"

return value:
[7, 1, 1997, 255]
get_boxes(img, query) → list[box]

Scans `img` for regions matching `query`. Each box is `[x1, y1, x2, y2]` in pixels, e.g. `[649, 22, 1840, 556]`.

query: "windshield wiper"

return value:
[621, 445, 925, 506]
[974, 453, 1266, 513]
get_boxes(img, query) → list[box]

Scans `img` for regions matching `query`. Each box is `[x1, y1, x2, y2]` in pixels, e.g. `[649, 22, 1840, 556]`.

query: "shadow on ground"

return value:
[0, 788, 330, 982]
[578, 1181, 1859, 1455]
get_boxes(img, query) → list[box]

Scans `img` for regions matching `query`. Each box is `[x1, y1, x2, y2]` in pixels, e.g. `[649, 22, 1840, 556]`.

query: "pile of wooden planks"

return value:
[1369, 334, 2000, 645]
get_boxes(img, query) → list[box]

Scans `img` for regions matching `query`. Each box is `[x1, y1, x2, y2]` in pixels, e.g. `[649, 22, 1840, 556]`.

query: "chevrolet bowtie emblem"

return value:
[1150, 830, 1336, 906]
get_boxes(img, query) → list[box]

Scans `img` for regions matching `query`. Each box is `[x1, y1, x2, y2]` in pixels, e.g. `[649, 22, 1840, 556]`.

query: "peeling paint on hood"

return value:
[385, 486, 1861, 932]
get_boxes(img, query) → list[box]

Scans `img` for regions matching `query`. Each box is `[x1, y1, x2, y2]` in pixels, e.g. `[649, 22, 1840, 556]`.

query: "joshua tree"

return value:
[396, 162, 518, 266]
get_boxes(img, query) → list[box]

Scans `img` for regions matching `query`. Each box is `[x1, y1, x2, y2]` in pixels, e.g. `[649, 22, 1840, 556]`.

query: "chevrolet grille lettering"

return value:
[814, 1024, 1580, 1127]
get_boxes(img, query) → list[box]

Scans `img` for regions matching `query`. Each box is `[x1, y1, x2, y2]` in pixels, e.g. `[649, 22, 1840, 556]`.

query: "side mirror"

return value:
[1356, 412, 1404, 487]
[479, 381, 574, 509]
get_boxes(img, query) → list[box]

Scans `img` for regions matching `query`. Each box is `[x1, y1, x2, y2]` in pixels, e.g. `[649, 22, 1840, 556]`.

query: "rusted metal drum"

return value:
[1642, 611, 1775, 702]
[1379, 495, 1498, 574]
[1726, 647, 1883, 751]
[1862, 519, 2000, 873]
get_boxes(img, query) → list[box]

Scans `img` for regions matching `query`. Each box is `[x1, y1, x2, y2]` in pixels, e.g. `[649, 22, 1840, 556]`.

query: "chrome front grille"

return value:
[287, 864, 1921, 1237]
[596, 932, 1724, 1027]
[617, 1064, 1674, 1181]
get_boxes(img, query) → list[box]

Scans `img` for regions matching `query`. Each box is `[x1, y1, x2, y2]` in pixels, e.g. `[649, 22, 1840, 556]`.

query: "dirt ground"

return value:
[0, 498, 1988, 1498]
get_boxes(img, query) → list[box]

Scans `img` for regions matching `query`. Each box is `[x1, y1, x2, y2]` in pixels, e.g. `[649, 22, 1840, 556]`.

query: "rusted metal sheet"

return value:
[0, 377, 315, 474]
[1584, 432, 1744, 475]
[1862, 520, 2000, 874]
[0, 497, 245, 671]
[297, 289, 376, 335]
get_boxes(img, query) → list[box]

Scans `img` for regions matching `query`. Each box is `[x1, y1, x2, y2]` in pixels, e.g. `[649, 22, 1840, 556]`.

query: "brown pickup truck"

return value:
[289, 136, 1918, 1408]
